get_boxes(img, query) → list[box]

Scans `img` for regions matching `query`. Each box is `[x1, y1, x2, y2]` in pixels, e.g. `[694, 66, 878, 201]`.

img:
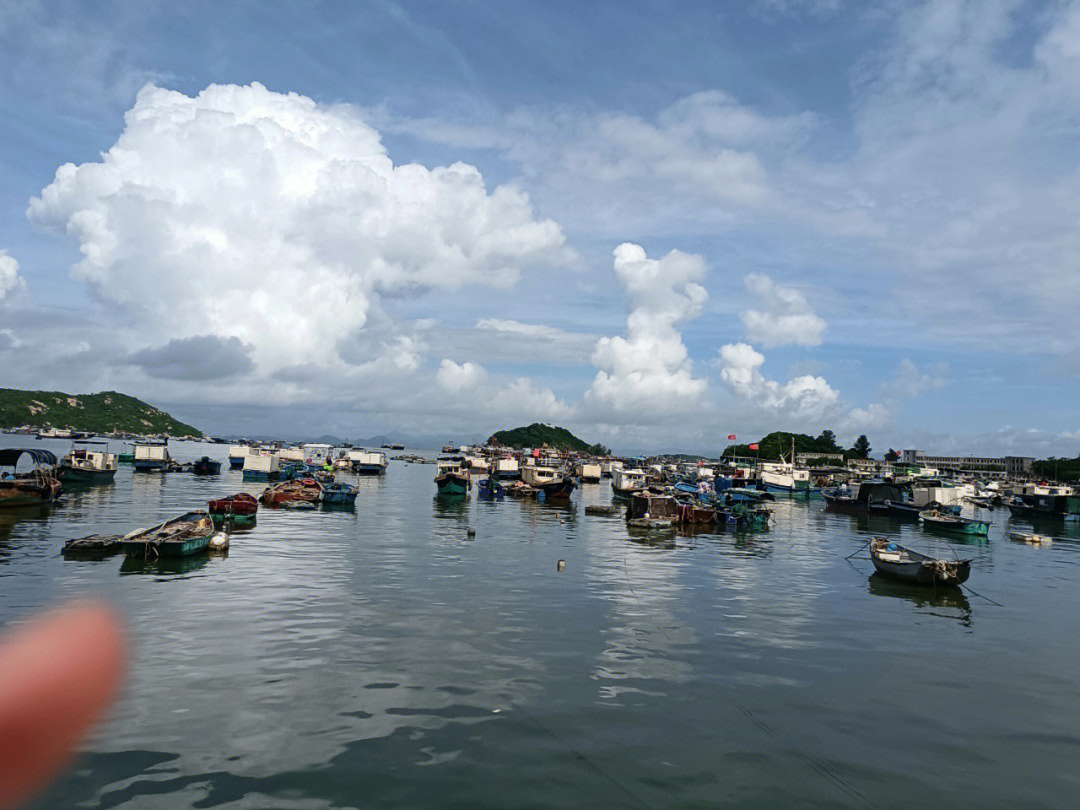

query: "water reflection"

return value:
[866, 574, 972, 626]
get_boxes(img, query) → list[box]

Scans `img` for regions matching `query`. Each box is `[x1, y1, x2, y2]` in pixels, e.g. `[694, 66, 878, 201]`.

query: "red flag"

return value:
[749, 443, 759, 451]
[727, 434, 737, 441]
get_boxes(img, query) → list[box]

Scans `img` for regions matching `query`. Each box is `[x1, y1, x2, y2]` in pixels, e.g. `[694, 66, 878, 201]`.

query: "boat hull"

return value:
[354, 464, 387, 475]
[228, 457, 246, 469]
[57, 466, 117, 484]
[133, 460, 167, 471]
[435, 474, 470, 498]
[0, 479, 62, 508]
[540, 477, 576, 500]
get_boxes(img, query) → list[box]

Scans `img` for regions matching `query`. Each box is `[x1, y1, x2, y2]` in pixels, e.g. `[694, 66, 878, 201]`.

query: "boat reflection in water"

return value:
[120, 554, 211, 578]
[866, 574, 972, 626]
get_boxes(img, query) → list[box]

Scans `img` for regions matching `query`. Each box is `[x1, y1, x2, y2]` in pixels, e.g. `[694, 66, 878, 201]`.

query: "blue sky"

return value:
[1, 0, 1078, 455]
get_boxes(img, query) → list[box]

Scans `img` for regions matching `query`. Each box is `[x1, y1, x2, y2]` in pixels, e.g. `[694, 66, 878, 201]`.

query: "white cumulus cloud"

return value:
[740, 273, 826, 347]
[27, 82, 568, 385]
[584, 243, 709, 417]
[716, 342, 839, 418]
[0, 250, 24, 302]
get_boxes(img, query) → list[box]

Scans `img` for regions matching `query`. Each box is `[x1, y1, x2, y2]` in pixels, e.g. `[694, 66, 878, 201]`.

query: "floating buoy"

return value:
[466, 527, 476, 538]
[557, 559, 566, 572]
[208, 531, 230, 552]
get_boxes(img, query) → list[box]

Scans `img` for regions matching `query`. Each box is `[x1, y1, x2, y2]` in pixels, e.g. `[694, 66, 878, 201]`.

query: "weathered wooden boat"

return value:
[0, 449, 62, 508]
[521, 463, 576, 500]
[492, 457, 521, 480]
[208, 492, 258, 527]
[57, 441, 117, 484]
[192, 456, 222, 475]
[919, 509, 990, 536]
[121, 512, 215, 558]
[260, 478, 323, 507]
[584, 504, 620, 516]
[322, 481, 358, 505]
[477, 477, 505, 500]
[435, 456, 471, 498]
[627, 491, 678, 522]
[62, 534, 125, 557]
[675, 500, 717, 526]
[577, 462, 602, 484]
[870, 537, 971, 586]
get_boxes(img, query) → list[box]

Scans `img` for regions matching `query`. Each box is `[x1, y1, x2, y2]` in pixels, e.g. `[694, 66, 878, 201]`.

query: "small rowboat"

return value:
[870, 537, 971, 586]
[1009, 531, 1053, 545]
[208, 492, 258, 527]
[321, 482, 358, 505]
[919, 509, 990, 536]
[122, 512, 215, 558]
[260, 478, 322, 507]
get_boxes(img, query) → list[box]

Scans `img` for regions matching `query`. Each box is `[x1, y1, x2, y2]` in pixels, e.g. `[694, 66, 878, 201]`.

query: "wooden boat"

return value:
[870, 537, 971, 586]
[208, 492, 258, 527]
[121, 512, 214, 558]
[521, 463, 576, 500]
[919, 509, 990, 536]
[322, 481, 358, 505]
[0, 449, 62, 508]
[133, 441, 170, 471]
[584, 504, 620, 516]
[435, 456, 471, 498]
[260, 478, 323, 507]
[627, 517, 675, 531]
[62, 534, 124, 557]
[57, 441, 117, 484]
[192, 456, 222, 475]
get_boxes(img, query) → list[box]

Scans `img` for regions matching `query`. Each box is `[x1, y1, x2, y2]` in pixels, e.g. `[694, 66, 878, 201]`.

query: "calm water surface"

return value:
[2, 437, 1078, 809]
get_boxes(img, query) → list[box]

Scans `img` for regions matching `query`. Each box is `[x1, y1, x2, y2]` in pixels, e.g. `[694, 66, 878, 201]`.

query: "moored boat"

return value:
[478, 477, 505, 500]
[492, 457, 520, 480]
[207, 492, 258, 528]
[192, 456, 222, 475]
[133, 441, 170, 471]
[870, 537, 971, 586]
[228, 445, 249, 469]
[611, 467, 647, 499]
[121, 511, 214, 558]
[322, 481, 358, 505]
[348, 449, 388, 475]
[260, 478, 323, 507]
[57, 440, 117, 484]
[521, 462, 576, 500]
[0, 449, 62, 508]
[919, 509, 990, 536]
[435, 456, 471, 498]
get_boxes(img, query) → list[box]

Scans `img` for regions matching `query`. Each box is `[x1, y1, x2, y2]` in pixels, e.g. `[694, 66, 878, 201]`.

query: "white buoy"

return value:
[557, 559, 566, 572]
[208, 531, 230, 552]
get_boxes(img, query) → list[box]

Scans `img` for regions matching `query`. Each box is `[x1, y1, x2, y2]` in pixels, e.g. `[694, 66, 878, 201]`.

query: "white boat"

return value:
[348, 449, 388, 475]
[133, 442, 170, 471]
[464, 454, 490, 472]
[58, 441, 117, 483]
[492, 457, 520, 480]
[611, 467, 647, 497]
[577, 462, 602, 483]
[228, 445, 249, 469]
[759, 462, 812, 494]
[242, 449, 280, 481]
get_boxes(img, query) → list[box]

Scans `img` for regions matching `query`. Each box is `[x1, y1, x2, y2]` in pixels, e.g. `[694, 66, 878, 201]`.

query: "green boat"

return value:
[211, 511, 256, 529]
[919, 509, 990, 536]
[435, 456, 470, 498]
[57, 441, 118, 484]
[122, 511, 215, 558]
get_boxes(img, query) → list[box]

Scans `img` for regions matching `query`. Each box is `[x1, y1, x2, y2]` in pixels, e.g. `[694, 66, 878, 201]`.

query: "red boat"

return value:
[260, 478, 322, 507]
[208, 492, 259, 515]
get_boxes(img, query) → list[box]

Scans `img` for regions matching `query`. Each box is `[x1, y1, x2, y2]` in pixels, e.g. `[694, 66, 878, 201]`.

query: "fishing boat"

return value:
[260, 478, 323, 507]
[435, 456, 471, 498]
[133, 441, 170, 471]
[56, 441, 117, 484]
[919, 509, 990, 536]
[243, 448, 281, 481]
[520, 463, 576, 500]
[347, 449, 388, 475]
[611, 467, 647, 498]
[478, 477, 505, 500]
[227, 446, 249, 469]
[759, 440, 813, 495]
[322, 481, 358, 505]
[577, 461, 602, 484]
[0, 449, 62, 508]
[492, 457, 520, 480]
[627, 491, 678, 524]
[207, 492, 258, 528]
[116, 443, 135, 464]
[869, 537, 971, 586]
[121, 512, 214, 558]
[192, 456, 222, 475]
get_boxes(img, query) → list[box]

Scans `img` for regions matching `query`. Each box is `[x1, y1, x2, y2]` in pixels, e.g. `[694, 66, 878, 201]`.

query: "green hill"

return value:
[0, 389, 201, 437]
[722, 430, 847, 462]
[488, 423, 609, 455]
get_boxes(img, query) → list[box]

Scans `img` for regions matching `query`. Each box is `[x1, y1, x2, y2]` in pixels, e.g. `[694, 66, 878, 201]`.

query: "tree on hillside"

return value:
[884, 448, 900, 462]
[851, 435, 871, 459]
[817, 430, 839, 451]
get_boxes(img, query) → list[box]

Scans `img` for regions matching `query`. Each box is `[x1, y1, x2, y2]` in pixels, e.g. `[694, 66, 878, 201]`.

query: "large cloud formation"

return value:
[27, 83, 567, 383]
[584, 243, 709, 417]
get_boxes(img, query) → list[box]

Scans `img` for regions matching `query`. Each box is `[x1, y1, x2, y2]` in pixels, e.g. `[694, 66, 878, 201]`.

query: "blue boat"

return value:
[321, 482, 358, 505]
[192, 456, 222, 475]
[478, 477, 505, 500]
